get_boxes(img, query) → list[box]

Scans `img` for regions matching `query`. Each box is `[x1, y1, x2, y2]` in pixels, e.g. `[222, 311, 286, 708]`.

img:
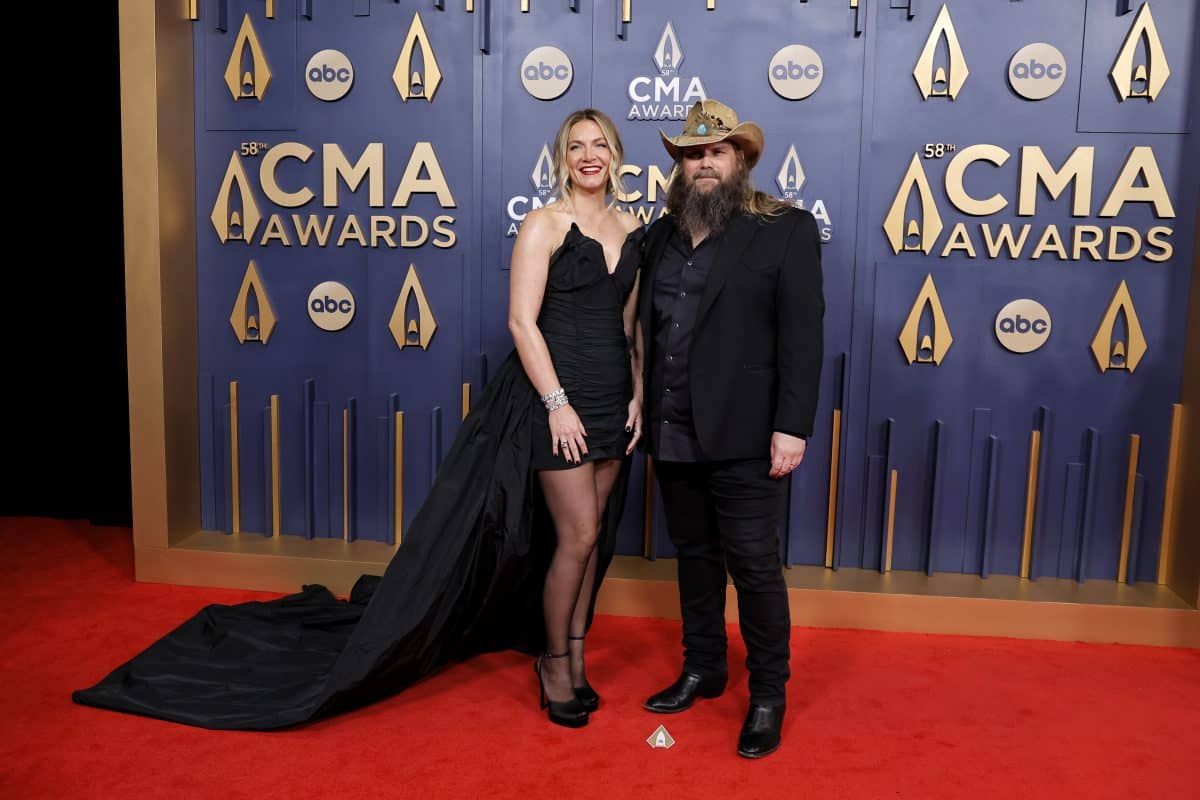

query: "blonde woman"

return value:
[73, 109, 646, 732]
[508, 109, 644, 727]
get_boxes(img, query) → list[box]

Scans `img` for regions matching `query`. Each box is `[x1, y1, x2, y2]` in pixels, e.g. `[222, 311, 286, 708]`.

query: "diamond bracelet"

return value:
[541, 387, 569, 412]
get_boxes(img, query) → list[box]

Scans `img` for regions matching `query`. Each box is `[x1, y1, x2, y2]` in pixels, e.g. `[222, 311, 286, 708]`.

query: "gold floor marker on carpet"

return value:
[647, 725, 676, 749]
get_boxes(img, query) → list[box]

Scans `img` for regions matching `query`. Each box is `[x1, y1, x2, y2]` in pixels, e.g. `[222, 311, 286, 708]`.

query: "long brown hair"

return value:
[551, 108, 628, 208]
[671, 143, 791, 218]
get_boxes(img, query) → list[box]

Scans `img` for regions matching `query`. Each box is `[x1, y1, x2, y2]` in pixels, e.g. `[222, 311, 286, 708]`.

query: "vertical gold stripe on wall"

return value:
[521, 0, 530, 11]
[622, 0, 631, 24]
[230, 381, 241, 534]
[187, 0, 199, 20]
[466, 0, 474, 12]
[1020, 429, 1041, 579]
[270, 394, 281, 538]
[266, 0, 275, 18]
[342, 408, 350, 541]
[884, 469, 898, 572]
[1118, 434, 1141, 583]
[1158, 404, 1183, 584]
[824, 409, 842, 569]
[643, 456, 655, 558]
[394, 411, 405, 547]
[462, 383, 471, 420]
[706, 0, 715, 9]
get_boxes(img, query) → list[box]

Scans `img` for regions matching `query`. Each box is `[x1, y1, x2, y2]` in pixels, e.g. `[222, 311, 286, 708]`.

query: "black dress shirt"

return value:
[646, 224, 723, 461]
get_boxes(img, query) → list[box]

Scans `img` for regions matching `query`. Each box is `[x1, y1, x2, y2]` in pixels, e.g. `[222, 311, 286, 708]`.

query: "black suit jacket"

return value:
[638, 207, 825, 461]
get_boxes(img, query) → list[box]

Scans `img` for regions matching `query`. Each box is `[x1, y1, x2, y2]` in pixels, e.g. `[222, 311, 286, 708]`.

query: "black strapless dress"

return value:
[71, 225, 646, 730]
[531, 223, 639, 470]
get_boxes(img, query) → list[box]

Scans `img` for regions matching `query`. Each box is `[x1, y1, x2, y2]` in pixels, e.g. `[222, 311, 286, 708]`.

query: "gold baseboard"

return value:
[135, 536, 1200, 648]
[597, 557, 1200, 649]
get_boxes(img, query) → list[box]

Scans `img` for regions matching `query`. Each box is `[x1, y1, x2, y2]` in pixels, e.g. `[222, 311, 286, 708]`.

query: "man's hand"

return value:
[769, 432, 807, 479]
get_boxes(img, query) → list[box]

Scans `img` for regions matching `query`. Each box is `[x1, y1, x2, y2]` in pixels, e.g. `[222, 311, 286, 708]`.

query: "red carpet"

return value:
[0, 517, 1196, 799]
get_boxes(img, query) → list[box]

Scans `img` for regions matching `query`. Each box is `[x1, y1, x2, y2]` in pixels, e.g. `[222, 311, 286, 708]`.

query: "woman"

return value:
[72, 109, 645, 730]
[509, 109, 644, 726]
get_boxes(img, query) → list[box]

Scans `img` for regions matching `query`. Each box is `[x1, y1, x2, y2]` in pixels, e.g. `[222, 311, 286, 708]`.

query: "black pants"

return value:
[655, 458, 790, 705]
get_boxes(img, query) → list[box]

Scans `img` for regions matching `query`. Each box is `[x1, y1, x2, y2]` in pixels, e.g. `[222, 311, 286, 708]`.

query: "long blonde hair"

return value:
[551, 108, 628, 208]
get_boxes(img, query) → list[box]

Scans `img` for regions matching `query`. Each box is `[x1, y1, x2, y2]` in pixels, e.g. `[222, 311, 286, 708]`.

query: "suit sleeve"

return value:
[773, 210, 825, 438]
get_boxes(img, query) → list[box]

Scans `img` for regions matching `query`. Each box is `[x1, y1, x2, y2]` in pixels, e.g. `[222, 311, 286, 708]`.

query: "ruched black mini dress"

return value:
[531, 223, 644, 470]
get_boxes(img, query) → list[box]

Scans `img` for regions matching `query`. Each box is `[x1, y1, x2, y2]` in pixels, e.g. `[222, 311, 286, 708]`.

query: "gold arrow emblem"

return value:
[211, 151, 262, 244]
[224, 13, 272, 101]
[1091, 280, 1147, 373]
[883, 154, 943, 255]
[393, 12, 442, 102]
[1110, 2, 1170, 102]
[389, 265, 438, 350]
[899, 274, 952, 365]
[914, 4, 968, 100]
[230, 260, 277, 344]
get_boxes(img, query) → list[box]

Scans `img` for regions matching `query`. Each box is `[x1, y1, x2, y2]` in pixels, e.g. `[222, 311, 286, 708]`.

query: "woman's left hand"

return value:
[624, 398, 643, 455]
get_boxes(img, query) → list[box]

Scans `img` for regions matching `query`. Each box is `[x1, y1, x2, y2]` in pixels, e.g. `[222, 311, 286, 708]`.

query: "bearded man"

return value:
[636, 99, 825, 759]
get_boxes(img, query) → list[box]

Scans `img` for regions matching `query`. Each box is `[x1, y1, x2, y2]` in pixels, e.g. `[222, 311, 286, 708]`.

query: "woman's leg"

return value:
[538, 463, 600, 703]
[566, 458, 622, 688]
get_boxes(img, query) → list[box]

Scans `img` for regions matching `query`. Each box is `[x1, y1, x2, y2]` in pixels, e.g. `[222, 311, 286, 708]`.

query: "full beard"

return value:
[666, 166, 748, 239]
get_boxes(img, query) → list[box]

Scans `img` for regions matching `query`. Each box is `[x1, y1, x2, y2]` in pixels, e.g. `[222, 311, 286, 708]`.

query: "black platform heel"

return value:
[567, 635, 600, 712]
[535, 652, 589, 728]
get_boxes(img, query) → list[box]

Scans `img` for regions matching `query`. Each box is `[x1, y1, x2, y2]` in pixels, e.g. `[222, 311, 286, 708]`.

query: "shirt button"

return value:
[687, 261, 693, 267]
[667, 355, 674, 361]
[665, 388, 672, 393]
[664, 420, 670, 424]
[673, 322, 679, 328]
[680, 291, 686, 297]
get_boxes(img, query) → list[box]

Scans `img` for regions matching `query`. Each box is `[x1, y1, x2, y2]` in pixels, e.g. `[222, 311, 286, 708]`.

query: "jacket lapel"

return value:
[695, 213, 756, 328]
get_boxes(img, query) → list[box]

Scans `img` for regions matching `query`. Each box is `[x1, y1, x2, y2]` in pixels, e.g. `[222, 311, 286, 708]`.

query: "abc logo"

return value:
[768, 45, 823, 101]
[1008, 43, 1066, 100]
[305, 49, 354, 102]
[308, 281, 356, 331]
[995, 299, 1051, 353]
[521, 46, 573, 101]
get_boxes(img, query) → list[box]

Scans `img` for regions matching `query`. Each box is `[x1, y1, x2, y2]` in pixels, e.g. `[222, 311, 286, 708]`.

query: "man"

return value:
[637, 99, 824, 758]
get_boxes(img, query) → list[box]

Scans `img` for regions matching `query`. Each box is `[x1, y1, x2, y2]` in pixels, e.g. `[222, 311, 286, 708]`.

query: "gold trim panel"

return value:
[230, 381, 241, 534]
[1021, 429, 1041, 579]
[394, 411, 405, 547]
[1159, 404, 1183, 584]
[885, 469, 898, 573]
[270, 394, 281, 538]
[825, 409, 842, 569]
[342, 407, 350, 541]
[1118, 434, 1140, 583]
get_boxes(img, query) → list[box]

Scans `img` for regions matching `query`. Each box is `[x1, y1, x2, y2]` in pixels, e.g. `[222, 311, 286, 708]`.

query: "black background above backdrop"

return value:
[4, 7, 131, 525]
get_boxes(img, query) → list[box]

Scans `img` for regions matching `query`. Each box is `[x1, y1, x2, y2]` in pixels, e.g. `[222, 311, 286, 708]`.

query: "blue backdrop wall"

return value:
[193, 0, 1199, 585]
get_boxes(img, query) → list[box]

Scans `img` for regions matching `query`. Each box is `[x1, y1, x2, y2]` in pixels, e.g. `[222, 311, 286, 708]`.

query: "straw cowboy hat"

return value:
[659, 99, 765, 169]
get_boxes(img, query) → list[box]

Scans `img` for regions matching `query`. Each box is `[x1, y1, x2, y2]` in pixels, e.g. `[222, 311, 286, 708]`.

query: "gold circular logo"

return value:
[1008, 43, 1067, 101]
[768, 45, 823, 101]
[308, 281, 356, 331]
[521, 46, 573, 101]
[305, 49, 354, 102]
[995, 299, 1051, 353]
